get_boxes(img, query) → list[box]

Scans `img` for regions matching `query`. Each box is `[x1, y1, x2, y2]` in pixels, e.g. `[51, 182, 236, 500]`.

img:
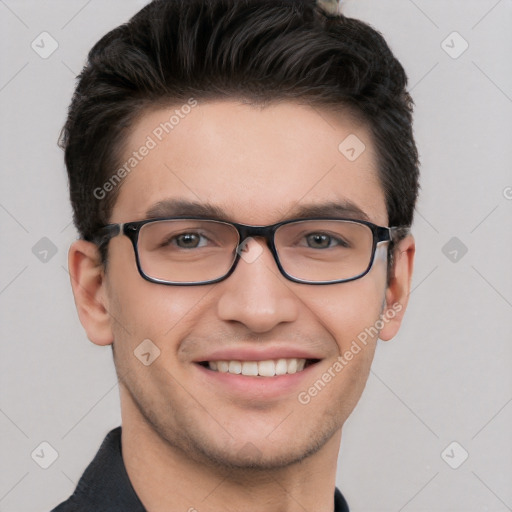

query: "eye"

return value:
[164, 232, 209, 249]
[305, 233, 348, 249]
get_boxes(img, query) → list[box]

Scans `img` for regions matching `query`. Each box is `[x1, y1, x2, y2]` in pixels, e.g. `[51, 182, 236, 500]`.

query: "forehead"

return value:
[111, 100, 387, 226]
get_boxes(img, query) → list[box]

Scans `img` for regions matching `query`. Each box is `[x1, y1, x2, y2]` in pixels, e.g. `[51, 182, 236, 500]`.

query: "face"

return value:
[71, 100, 414, 471]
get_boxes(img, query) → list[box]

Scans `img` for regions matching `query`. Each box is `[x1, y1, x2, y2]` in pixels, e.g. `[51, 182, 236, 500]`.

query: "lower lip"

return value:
[194, 362, 319, 400]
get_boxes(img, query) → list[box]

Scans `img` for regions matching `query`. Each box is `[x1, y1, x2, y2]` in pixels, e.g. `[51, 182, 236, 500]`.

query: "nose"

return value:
[216, 238, 300, 333]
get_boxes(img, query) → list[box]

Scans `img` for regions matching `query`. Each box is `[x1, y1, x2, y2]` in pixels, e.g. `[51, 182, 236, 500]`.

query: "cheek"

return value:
[305, 263, 388, 352]
[303, 275, 387, 415]
[105, 239, 207, 351]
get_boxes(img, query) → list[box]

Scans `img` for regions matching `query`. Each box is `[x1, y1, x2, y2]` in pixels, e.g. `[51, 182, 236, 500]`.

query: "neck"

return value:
[121, 391, 342, 512]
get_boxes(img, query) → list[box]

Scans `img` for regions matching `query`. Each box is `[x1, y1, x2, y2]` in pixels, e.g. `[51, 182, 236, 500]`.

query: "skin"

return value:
[69, 100, 415, 512]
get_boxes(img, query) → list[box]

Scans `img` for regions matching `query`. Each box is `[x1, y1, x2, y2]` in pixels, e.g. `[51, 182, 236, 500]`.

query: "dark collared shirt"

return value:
[51, 427, 350, 511]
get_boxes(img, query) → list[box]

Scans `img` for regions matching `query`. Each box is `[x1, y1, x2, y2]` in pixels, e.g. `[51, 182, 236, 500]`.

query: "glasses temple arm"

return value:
[89, 224, 122, 246]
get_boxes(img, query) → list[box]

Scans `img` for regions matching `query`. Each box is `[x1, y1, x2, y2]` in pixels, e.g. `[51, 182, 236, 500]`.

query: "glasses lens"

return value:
[275, 220, 374, 282]
[137, 220, 239, 283]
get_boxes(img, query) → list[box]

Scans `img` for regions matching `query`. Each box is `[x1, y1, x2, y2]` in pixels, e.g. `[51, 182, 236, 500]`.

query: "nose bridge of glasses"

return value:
[236, 224, 275, 248]
[232, 224, 280, 272]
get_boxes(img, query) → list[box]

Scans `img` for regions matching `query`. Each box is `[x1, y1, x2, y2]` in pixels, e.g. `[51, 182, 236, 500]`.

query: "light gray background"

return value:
[1, 1, 511, 511]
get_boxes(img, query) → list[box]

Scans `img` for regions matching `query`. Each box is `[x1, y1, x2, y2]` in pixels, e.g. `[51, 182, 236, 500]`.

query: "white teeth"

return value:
[275, 359, 288, 375]
[241, 361, 258, 376]
[217, 361, 229, 373]
[207, 358, 307, 376]
[258, 360, 275, 377]
[287, 358, 298, 374]
[228, 361, 242, 374]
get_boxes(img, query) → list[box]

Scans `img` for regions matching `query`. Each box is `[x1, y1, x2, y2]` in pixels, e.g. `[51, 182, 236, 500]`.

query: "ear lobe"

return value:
[379, 234, 415, 342]
[68, 240, 114, 346]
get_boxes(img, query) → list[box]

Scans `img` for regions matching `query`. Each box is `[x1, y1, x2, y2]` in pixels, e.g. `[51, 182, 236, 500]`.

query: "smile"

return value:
[200, 358, 318, 377]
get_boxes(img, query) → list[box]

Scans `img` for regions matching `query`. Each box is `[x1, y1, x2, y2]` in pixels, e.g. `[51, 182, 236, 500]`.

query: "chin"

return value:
[165, 417, 340, 473]
[193, 440, 325, 472]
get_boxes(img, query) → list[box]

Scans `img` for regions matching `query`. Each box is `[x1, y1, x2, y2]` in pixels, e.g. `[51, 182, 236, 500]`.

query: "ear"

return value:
[68, 240, 114, 346]
[379, 234, 415, 341]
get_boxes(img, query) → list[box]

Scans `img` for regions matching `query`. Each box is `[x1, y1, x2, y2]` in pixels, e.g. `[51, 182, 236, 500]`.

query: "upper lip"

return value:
[194, 347, 322, 362]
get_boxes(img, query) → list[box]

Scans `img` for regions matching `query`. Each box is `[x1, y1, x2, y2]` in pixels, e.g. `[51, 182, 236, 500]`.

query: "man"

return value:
[53, 0, 418, 510]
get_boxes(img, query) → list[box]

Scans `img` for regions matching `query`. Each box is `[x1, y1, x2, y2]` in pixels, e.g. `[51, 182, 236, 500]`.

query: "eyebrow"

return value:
[144, 199, 370, 223]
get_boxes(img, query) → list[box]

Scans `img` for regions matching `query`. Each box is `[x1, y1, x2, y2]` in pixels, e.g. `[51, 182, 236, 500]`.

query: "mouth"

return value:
[197, 358, 320, 377]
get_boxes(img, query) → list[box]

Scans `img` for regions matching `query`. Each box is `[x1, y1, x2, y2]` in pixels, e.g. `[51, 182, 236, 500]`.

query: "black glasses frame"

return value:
[91, 217, 399, 286]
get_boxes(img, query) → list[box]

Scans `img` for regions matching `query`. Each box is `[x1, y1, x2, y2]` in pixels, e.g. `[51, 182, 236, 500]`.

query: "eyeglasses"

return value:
[91, 217, 399, 286]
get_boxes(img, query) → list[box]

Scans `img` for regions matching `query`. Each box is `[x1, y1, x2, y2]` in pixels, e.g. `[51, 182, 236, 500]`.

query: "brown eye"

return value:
[306, 233, 331, 248]
[175, 233, 202, 248]
[305, 233, 348, 249]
